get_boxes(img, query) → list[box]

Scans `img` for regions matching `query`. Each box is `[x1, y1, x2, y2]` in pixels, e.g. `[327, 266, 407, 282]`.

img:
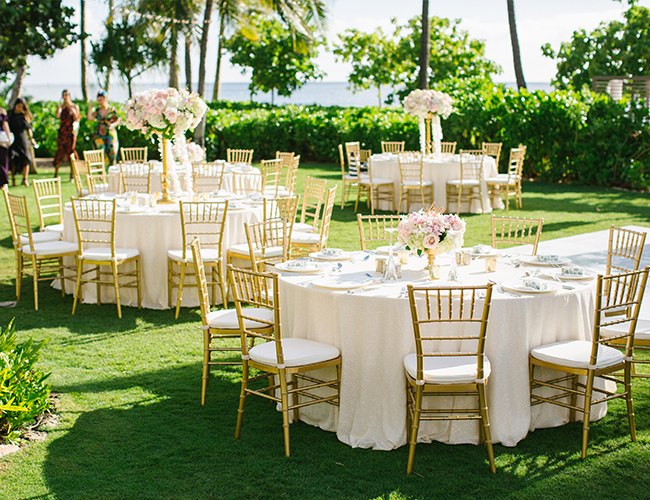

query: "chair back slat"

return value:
[120, 163, 152, 193]
[83, 149, 106, 174]
[33, 178, 63, 230]
[298, 176, 327, 230]
[491, 215, 544, 255]
[398, 152, 424, 184]
[607, 225, 647, 274]
[459, 150, 484, 182]
[261, 158, 283, 196]
[71, 198, 117, 257]
[244, 219, 289, 272]
[120, 147, 148, 163]
[227, 148, 254, 165]
[193, 162, 225, 193]
[5, 192, 34, 251]
[179, 201, 228, 260]
[481, 142, 503, 167]
[439, 142, 457, 155]
[232, 171, 261, 195]
[356, 214, 402, 250]
[318, 186, 337, 246]
[381, 141, 405, 153]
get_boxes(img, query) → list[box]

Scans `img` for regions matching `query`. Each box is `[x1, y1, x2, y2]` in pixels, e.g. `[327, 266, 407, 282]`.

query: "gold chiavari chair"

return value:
[284, 155, 300, 195]
[292, 176, 327, 233]
[120, 163, 152, 193]
[486, 147, 526, 211]
[404, 282, 496, 474]
[229, 265, 341, 457]
[2, 187, 76, 309]
[87, 170, 120, 196]
[439, 142, 457, 155]
[232, 171, 262, 196]
[446, 150, 485, 214]
[83, 149, 106, 173]
[191, 239, 271, 405]
[345, 141, 371, 173]
[261, 158, 283, 197]
[355, 158, 395, 215]
[490, 215, 543, 255]
[243, 218, 289, 272]
[193, 162, 225, 193]
[120, 147, 148, 163]
[291, 186, 337, 257]
[168, 201, 229, 319]
[70, 156, 91, 197]
[356, 214, 403, 251]
[227, 148, 254, 165]
[339, 144, 363, 209]
[481, 142, 503, 168]
[397, 152, 433, 214]
[33, 178, 65, 234]
[263, 195, 300, 241]
[530, 268, 649, 458]
[381, 141, 405, 153]
[71, 198, 141, 319]
[275, 151, 295, 193]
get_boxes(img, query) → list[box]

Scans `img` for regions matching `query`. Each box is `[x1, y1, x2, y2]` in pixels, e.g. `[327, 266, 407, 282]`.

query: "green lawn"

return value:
[1, 163, 650, 500]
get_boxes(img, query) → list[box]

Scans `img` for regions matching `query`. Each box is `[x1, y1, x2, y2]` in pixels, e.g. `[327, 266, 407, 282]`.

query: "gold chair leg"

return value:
[175, 262, 186, 319]
[15, 252, 23, 301]
[31, 255, 38, 311]
[569, 375, 578, 423]
[581, 372, 595, 459]
[136, 258, 142, 309]
[96, 264, 102, 306]
[397, 189, 403, 215]
[219, 263, 228, 310]
[201, 330, 211, 405]
[478, 384, 496, 473]
[112, 261, 122, 319]
[167, 259, 173, 309]
[279, 370, 291, 457]
[235, 360, 249, 440]
[211, 266, 217, 308]
[406, 384, 424, 475]
[59, 257, 65, 297]
[72, 258, 83, 315]
[354, 184, 361, 212]
[369, 186, 375, 215]
[291, 373, 300, 423]
[624, 360, 637, 442]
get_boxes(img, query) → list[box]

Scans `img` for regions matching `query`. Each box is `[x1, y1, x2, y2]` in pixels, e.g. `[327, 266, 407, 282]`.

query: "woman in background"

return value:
[53, 89, 80, 179]
[87, 90, 119, 166]
[9, 98, 37, 187]
[0, 107, 11, 188]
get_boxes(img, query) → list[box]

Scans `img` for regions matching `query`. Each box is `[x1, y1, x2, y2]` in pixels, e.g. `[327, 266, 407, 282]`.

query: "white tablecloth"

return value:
[277, 252, 602, 450]
[370, 153, 503, 213]
[60, 201, 263, 309]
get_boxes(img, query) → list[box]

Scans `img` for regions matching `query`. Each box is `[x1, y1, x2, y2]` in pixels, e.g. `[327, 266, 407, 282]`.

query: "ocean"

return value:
[21, 81, 553, 106]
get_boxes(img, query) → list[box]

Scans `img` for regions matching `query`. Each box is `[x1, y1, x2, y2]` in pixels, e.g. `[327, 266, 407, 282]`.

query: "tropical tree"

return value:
[91, 14, 167, 98]
[0, 0, 76, 106]
[507, 0, 526, 90]
[417, 0, 429, 90]
[332, 26, 404, 107]
[80, 0, 89, 100]
[542, 4, 650, 90]
[228, 14, 324, 103]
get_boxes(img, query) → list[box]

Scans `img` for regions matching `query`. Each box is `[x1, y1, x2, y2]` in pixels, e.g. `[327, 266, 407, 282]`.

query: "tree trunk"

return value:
[80, 0, 89, 100]
[104, 0, 113, 93]
[194, 0, 214, 147]
[377, 85, 382, 108]
[127, 75, 133, 99]
[417, 0, 430, 90]
[507, 0, 527, 90]
[169, 25, 179, 89]
[185, 35, 192, 92]
[9, 65, 26, 109]
[212, 14, 226, 101]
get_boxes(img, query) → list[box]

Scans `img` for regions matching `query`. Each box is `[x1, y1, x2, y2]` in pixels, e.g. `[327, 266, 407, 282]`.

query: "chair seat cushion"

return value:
[21, 240, 78, 256]
[403, 354, 491, 384]
[207, 307, 274, 330]
[250, 337, 340, 368]
[485, 175, 517, 185]
[402, 180, 433, 187]
[601, 318, 650, 342]
[80, 247, 140, 261]
[228, 243, 284, 258]
[20, 231, 61, 245]
[530, 340, 624, 370]
[44, 223, 65, 234]
[168, 248, 221, 263]
[291, 232, 322, 244]
[447, 179, 480, 186]
[292, 222, 315, 233]
[359, 177, 393, 186]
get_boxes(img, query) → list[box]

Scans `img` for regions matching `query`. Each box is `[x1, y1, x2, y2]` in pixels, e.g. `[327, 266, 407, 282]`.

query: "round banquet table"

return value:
[276, 251, 604, 451]
[370, 153, 504, 213]
[59, 197, 263, 309]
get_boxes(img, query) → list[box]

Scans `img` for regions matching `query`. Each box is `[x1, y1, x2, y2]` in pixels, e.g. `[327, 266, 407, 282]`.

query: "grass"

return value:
[1, 162, 650, 499]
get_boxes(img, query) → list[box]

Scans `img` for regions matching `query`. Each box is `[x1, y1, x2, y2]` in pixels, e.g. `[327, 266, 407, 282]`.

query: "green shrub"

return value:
[0, 319, 51, 443]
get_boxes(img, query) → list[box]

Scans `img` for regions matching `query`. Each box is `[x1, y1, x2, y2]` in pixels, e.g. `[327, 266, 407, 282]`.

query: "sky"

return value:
[22, 0, 650, 89]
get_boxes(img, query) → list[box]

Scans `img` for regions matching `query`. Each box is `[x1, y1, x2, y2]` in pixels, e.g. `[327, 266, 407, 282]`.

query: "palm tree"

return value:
[417, 0, 429, 90]
[80, 0, 89, 100]
[507, 0, 526, 90]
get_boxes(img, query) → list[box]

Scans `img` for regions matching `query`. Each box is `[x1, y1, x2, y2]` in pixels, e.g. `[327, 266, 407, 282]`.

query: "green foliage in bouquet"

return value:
[0, 320, 51, 443]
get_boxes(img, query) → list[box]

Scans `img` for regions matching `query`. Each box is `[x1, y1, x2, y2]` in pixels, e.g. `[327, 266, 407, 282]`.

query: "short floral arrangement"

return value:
[173, 141, 204, 162]
[402, 89, 453, 118]
[124, 88, 207, 140]
[397, 209, 465, 256]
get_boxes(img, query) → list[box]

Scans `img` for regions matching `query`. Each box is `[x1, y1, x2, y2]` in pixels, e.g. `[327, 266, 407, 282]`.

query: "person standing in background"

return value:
[8, 98, 37, 187]
[87, 90, 119, 166]
[53, 89, 80, 179]
[0, 107, 11, 188]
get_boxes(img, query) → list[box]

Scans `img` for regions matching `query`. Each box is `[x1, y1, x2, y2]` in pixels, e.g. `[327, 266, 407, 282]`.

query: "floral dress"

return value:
[92, 107, 119, 165]
[54, 106, 78, 166]
[0, 113, 8, 187]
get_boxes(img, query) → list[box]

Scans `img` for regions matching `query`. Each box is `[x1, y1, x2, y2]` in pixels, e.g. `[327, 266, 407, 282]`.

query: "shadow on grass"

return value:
[41, 365, 650, 500]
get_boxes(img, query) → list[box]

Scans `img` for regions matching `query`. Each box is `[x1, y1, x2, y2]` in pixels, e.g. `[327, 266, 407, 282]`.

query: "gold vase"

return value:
[157, 137, 174, 204]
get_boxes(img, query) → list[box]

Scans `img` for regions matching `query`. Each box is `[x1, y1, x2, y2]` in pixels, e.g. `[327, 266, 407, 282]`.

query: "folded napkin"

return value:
[561, 266, 585, 276]
[473, 244, 494, 254]
[321, 248, 343, 257]
[535, 255, 560, 262]
[285, 260, 316, 269]
[522, 278, 548, 291]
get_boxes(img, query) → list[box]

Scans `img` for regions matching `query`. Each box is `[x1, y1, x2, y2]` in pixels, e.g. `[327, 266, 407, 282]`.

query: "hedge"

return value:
[24, 86, 650, 189]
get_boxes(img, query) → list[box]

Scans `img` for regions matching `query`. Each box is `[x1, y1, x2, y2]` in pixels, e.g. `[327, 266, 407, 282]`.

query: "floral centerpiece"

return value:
[125, 88, 207, 200]
[173, 141, 205, 163]
[403, 89, 453, 158]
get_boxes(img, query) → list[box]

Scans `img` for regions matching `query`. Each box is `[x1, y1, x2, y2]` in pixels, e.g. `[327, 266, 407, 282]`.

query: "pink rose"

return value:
[164, 108, 179, 123]
[423, 234, 439, 249]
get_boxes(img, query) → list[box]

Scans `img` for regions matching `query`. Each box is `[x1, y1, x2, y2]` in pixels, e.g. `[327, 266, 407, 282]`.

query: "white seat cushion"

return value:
[402, 180, 433, 187]
[403, 354, 491, 384]
[228, 243, 285, 258]
[291, 232, 322, 245]
[44, 223, 65, 234]
[601, 318, 650, 342]
[168, 248, 221, 263]
[530, 340, 624, 370]
[21, 240, 78, 256]
[447, 179, 480, 186]
[485, 175, 517, 184]
[359, 177, 393, 186]
[250, 337, 340, 367]
[20, 231, 61, 245]
[292, 222, 315, 233]
[207, 307, 274, 330]
[80, 247, 140, 261]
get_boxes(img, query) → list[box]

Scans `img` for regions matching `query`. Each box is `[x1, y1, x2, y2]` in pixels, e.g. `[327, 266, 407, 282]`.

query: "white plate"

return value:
[309, 251, 357, 261]
[519, 255, 573, 267]
[116, 205, 148, 213]
[462, 246, 501, 258]
[502, 280, 562, 294]
[311, 275, 373, 290]
[275, 261, 328, 273]
[541, 269, 596, 281]
[376, 244, 407, 255]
